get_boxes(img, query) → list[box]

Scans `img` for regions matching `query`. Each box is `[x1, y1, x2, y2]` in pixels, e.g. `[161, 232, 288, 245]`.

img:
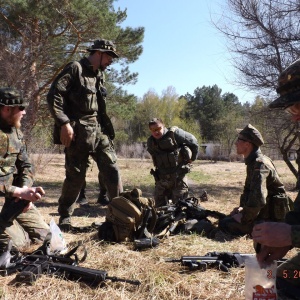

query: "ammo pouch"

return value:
[268, 194, 293, 221]
[105, 188, 157, 242]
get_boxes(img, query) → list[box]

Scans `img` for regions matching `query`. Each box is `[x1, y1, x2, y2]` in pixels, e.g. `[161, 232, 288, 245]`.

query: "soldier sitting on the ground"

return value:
[218, 124, 291, 237]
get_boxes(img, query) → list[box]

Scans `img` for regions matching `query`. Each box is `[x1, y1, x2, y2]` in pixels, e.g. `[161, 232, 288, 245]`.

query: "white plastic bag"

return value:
[49, 218, 67, 254]
[245, 255, 277, 300]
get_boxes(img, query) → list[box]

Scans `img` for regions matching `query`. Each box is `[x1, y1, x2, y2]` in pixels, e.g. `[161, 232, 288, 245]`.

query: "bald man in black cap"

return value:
[218, 124, 291, 236]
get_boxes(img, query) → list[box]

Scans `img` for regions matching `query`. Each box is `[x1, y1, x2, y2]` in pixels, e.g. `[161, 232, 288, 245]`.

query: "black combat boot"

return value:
[97, 190, 110, 206]
[58, 217, 71, 232]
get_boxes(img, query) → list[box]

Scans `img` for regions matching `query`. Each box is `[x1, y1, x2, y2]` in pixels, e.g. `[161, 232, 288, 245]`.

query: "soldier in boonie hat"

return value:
[238, 124, 264, 148]
[0, 87, 27, 109]
[86, 39, 119, 58]
[269, 59, 300, 109]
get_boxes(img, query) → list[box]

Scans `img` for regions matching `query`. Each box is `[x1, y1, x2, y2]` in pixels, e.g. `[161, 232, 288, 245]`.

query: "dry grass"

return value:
[0, 155, 298, 300]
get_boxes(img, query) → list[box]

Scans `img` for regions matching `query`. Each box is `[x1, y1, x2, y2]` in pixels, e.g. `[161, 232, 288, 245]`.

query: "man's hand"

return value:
[256, 245, 291, 266]
[60, 123, 75, 147]
[252, 222, 292, 247]
[22, 201, 33, 213]
[230, 206, 243, 216]
[232, 212, 242, 223]
[13, 186, 45, 202]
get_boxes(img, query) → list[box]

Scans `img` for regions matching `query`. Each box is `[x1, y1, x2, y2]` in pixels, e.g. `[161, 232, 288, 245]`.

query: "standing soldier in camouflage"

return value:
[47, 39, 123, 231]
[147, 118, 199, 207]
[0, 87, 49, 252]
[219, 124, 291, 236]
[252, 59, 300, 299]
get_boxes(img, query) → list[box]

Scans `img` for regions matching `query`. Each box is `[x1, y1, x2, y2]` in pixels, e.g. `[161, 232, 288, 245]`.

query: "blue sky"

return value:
[113, 0, 258, 103]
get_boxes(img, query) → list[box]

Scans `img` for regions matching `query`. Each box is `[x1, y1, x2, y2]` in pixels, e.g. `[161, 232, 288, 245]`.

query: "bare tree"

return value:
[214, 0, 300, 180]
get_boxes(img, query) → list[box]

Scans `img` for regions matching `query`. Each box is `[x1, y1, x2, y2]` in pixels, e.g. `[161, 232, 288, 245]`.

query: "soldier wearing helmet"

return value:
[0, 87, 49, 252]
[219, 124, 290, 237]
[147, 118, 199, 207]
[47, 39, 123, 231]
[252, 59, 300, 299]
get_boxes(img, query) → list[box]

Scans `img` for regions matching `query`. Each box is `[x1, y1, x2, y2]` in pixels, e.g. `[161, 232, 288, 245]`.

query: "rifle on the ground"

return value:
[166, 252, 250, 272]
[177, 198, 226, 220]
[0, 235, 140, 286]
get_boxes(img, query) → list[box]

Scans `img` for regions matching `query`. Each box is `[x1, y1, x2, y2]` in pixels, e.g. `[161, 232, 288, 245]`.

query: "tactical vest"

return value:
[149, 126, 180, 174]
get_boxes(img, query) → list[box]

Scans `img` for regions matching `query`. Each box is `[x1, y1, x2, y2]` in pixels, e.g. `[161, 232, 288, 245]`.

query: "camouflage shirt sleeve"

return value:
[47, 62, 77, 126]
[173, 128, 199, 161]
[241, 159, 270, 224]
[15, 133, 34, 188]
[0, 129, 34, 198]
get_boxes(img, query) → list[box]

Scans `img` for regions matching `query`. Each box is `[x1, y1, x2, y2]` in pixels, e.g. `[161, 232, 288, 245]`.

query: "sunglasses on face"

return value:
[18, 106, 25, 111]
[150, 127, 162, 133]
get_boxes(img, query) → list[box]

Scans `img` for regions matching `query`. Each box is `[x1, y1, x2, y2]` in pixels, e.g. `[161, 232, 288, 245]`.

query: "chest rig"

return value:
[150, 126, 180, 174]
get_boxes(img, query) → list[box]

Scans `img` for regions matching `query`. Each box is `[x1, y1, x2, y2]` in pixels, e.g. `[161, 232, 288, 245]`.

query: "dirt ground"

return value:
[0, 155, 298, 299]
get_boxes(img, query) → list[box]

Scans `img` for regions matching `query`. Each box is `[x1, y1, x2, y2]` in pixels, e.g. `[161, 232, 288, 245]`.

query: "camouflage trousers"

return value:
[218, 216, 253, 236]
[154, 173, 188, 207]
[0, 204, 49, 252]
[58, 121, 123, 219]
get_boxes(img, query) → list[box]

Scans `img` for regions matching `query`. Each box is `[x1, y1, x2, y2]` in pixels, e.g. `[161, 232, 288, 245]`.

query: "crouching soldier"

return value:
[0, 87, 49, 252]
[147, 118, 199, 207]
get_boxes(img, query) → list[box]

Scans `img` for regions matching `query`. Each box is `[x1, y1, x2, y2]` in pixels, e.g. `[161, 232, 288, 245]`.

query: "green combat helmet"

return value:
[269, 59, 300, 109]
[0, 87, 26, 108]
[86, 39, 119, 58]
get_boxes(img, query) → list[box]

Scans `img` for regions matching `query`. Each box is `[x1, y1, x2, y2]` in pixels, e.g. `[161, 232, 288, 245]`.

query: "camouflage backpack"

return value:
[99, 188, 157, 242]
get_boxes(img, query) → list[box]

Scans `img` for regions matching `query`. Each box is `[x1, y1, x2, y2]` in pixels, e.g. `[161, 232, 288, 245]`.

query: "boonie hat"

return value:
[269, 59, 300, 109]
[86, 39, 119, 58]
[238, 124, 264, 147]
[0, 87, 27, 108]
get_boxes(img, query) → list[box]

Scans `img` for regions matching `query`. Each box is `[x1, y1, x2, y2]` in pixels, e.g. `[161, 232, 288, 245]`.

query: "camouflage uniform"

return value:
[147, 126, 199, 207]
[219, 148, 290, 236]
[47, 43, 123, 224]
[269, 59, 300, 296]
[0, 88, 49, 252]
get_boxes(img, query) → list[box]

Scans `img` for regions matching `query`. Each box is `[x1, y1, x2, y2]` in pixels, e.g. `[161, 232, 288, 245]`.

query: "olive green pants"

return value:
[154, 173, 188, 207]
[58, 121, 123, 219]
[0, 204, 50, 252]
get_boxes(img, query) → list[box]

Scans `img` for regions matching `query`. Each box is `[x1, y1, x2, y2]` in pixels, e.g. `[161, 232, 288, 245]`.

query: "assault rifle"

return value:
[0, 235, 140, 286]
[166, 252, 250, 272]
[177, 198, 226, 220]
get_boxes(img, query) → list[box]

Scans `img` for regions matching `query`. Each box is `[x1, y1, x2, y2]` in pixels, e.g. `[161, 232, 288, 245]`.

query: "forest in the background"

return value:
[1, 0, 300, 180]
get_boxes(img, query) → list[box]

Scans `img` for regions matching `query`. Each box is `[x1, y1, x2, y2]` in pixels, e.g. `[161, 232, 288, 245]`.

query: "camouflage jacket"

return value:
[0, 121, 34, 198]
[147, 127, 199, 175]
[47, 58, 114, 138]
[240, 149, 287, 224]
